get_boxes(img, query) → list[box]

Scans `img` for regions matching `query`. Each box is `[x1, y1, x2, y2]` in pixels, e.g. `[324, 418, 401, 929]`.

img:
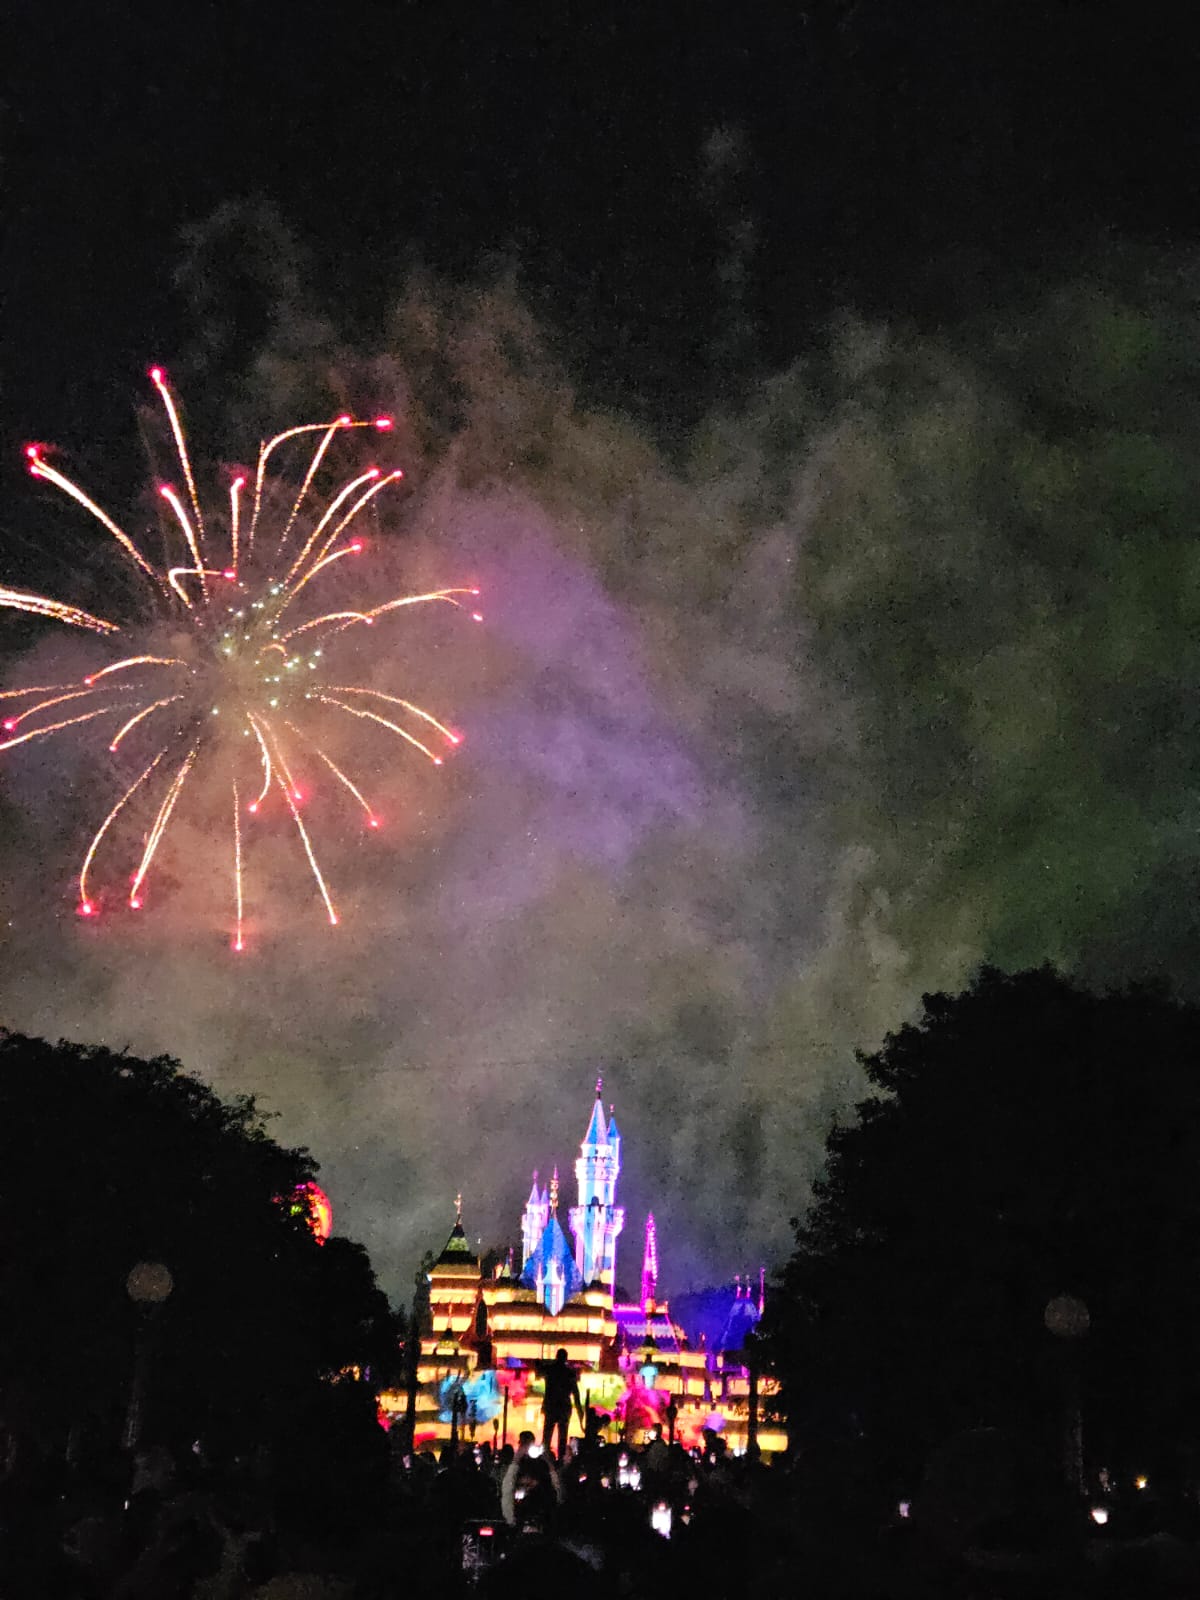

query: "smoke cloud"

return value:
[2, 227, 1196, 1297]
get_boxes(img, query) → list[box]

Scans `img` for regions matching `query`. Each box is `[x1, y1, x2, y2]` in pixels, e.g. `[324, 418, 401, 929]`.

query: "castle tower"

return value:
[568, 1079, 625, 1290]
[640, 1212, 658, 1311]
[426, 1195, 482, 1348]
[520, 1171, 549, 1268]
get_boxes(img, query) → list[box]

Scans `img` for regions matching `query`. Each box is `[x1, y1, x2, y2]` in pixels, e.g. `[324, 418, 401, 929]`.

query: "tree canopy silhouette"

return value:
[763, 968, 1200, 1487]
[0, 1030, 394, 1466]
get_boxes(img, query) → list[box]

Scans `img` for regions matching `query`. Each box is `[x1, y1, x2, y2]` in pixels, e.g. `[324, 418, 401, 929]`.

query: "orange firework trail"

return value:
[6, 371, 481, 950]
[231, 778, 244, 952]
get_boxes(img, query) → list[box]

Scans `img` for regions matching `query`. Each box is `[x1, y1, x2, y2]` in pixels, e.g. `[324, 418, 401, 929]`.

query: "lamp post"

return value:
[744, 1329, 760, 1455]
[402, 1300, 420, 1454]
[402, 1258, 432, 1455]
[122, 1262, 173, 1453]
[1044, 1293, 1089, 1495]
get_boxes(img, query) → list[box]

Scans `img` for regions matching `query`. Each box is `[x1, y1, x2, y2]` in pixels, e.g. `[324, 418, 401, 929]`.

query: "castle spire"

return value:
[550, 1167, 559, 1216]
[569, 1082, 624, 1289]
[640, 1212, 659, 1311]
[583, 1079, 607, 1148]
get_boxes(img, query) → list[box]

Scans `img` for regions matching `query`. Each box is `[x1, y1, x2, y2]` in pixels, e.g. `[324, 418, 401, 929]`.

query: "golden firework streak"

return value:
[85, 656, 187, 684]
[0, 584, 120, 635]
[229, 476, 244, 577]
[79, 750, 168, 910]
[110, 696, 185, 752]
[245, 714, 274, 811]
[325, 685, 460, 744]
[25, 457, 158, 585]
[277, 773, 338, 926]
[159, 487, 209, 602]
[151, 367, 206, 545]
[306, 741, 376, 823]
[282, 468, 381, 586]
[317, 694, 443, 764]
[5, 686, 110, 730]
[129, 746, 198, 905]
[8, 371, 471, 942]
[0, 704, 119, 753]
[232, 777, 244, 951]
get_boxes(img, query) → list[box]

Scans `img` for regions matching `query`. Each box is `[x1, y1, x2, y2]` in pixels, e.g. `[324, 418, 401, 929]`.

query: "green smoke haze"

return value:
[2, 226, 1196, 1294]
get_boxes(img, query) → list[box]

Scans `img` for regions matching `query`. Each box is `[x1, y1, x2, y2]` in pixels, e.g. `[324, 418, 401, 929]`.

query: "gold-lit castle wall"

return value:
[381, 1086, 785, 1455]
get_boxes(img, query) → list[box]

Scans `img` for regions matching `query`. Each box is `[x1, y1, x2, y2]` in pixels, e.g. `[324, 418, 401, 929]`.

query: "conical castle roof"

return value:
[583, 1088, 608, 1147]
[435, 1212, 478, 1269]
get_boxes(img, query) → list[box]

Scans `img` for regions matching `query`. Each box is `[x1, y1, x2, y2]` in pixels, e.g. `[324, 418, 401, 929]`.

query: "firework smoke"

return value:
[1, 247, 1196, 1296]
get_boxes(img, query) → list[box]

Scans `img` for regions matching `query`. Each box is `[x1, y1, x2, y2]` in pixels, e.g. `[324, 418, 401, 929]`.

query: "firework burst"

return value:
[6, 370, 482, 951]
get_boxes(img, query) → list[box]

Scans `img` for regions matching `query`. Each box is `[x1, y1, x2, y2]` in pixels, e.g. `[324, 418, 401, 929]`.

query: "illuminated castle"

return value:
[518, 1168, 581, 1316]
[388, 1083, 784, 1454]
[567, 1085, 624, 1291]
[518, 1081, 625, 1313]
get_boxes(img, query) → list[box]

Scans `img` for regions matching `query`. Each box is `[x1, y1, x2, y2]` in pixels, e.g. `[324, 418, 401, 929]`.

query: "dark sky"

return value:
[8, 1, 1200, 442]
[3, 2, 1199, 1294]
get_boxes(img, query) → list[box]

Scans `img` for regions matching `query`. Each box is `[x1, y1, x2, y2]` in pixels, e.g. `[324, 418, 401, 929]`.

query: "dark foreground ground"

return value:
[4, 1427, 1200, 1598]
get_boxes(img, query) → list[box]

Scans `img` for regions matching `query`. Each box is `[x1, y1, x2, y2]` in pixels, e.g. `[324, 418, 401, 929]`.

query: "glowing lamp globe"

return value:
[1044, 1294, 1089, 1339]
[126, 1260, 174, 1305]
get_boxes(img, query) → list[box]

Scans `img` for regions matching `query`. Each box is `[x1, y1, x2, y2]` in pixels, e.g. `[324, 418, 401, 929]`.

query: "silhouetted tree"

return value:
[763, 968, 1200, 1490]
[0, 1030, 394, 1470]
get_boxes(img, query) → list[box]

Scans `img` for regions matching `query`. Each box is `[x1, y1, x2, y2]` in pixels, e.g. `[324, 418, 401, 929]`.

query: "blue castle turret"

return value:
[519, 1168, 581, 1316]
[520, 1171, 549, 1268]
[568, 1079, 625, 1291]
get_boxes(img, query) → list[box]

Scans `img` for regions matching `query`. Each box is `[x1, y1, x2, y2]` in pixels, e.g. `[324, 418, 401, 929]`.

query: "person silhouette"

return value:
[540, 1349, 582, 1461]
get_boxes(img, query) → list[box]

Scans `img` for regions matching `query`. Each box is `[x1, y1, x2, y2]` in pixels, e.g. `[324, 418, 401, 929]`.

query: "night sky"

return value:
[3, 2, 1199, 1294]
